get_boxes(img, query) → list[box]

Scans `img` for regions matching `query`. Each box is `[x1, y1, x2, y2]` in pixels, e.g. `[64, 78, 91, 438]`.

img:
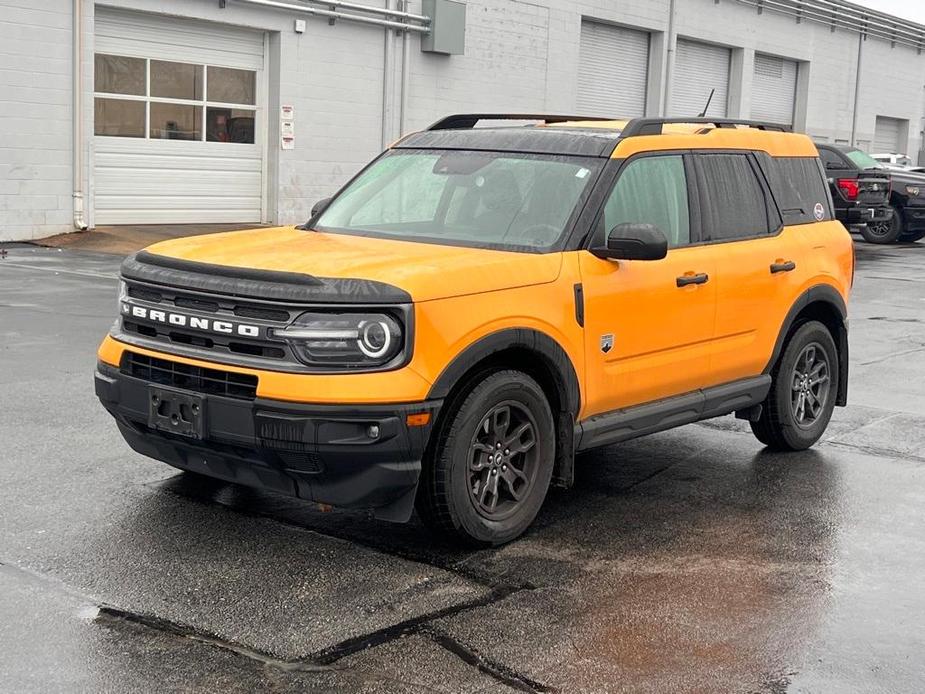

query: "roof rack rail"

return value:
[621, 117, 792, 137]
[426, 113, 617, 131]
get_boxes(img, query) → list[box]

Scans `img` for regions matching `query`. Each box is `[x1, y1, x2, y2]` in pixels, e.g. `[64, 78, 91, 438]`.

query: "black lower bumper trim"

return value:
[95, 362, 441, 522]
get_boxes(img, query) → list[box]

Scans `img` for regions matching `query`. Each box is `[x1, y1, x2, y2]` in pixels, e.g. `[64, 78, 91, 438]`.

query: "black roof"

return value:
[395, 126, 623, 158]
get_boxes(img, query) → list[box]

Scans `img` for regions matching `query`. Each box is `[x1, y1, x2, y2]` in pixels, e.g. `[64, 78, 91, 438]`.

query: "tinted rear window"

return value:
[757, 154, 833, 225]
[696, 153, 776, 241]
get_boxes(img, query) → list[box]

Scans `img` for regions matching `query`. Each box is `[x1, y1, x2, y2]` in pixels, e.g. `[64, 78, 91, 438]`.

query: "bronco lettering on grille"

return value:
[122, 302, 262, 338]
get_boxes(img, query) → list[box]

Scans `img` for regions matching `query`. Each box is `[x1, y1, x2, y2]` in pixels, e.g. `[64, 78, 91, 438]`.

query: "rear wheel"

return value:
[861, 206, 903, 244]
[750, 321, 839, 451]
[416, 370, 555, 546]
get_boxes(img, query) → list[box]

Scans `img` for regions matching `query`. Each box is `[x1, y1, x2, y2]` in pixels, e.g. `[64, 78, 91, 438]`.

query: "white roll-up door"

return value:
[577, 20, 649, 117]
[93, 8, 265, 225]
[751, 54, 798, 126]
[873, 116, 906, 153]
[671, 40, 730, 118]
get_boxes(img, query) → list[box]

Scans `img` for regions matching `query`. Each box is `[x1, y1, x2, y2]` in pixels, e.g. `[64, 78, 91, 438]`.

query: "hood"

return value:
[141, 226, 563, 303]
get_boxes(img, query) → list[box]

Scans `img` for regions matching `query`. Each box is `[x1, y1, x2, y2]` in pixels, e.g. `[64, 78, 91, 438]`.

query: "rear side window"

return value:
[757, 154, 833, 225]
[601, 155, 691, 248]
[695, 153, 776, 241]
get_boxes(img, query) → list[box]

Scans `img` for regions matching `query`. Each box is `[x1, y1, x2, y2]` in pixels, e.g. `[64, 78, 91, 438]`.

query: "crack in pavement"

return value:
[422, 625, 557, 693]
[4, 553, 551, 692]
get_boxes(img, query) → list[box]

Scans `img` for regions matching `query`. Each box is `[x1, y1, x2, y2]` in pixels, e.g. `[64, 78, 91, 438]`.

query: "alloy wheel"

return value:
[468, 402, 540, 521]
[791, 342, 831, 428]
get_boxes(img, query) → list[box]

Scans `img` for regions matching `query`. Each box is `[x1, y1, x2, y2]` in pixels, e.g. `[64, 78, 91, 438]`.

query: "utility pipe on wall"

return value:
[381, 0, 396, 149]
[399, 0, 411, 137]
[850, 32, 864, 146]
[661, 0, 677, 116]
[72, 0, 87, 230]
[231, 0, 429, 33]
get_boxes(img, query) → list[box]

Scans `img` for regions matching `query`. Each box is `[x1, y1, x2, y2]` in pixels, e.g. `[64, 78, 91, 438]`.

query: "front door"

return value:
[579, 154, 717, 418]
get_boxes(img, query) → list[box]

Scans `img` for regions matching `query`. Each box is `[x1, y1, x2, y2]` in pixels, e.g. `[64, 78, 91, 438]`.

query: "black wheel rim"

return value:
[467, 401, 540, 521]
[868, 210, 897, 237]
[791, 342, 831, 428]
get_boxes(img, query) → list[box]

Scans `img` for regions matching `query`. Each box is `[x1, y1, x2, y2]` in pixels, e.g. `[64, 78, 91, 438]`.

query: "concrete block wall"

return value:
[1, 0, 925, 240]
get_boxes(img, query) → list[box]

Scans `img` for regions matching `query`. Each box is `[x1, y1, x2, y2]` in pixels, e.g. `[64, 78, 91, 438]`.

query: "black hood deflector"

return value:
[121, 251, 412, 304]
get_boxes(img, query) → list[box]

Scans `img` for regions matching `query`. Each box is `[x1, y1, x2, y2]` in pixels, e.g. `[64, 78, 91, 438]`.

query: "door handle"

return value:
[770, 261, 796, 274]
[676, 273, 709, 287]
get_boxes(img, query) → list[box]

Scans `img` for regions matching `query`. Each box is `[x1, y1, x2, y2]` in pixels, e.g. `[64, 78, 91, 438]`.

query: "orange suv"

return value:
[95, 115, 853, 545]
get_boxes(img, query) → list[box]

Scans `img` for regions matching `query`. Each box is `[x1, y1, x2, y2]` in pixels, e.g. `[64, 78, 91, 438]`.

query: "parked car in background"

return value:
[817, 144, 925, 244]
[815, 144, 891, 239]
[870, 152, 925, 173]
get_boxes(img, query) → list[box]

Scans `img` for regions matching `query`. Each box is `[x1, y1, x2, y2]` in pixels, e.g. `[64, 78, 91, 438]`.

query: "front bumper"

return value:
[95, 362, 441, 522]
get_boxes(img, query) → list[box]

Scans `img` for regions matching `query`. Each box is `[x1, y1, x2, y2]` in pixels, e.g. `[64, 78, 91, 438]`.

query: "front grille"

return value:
[122, 280, 295, 364]
[121, 352, 258, 401]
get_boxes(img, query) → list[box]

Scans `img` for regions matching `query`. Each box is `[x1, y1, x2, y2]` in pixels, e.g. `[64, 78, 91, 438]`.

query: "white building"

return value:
[2, 0, 924, 242]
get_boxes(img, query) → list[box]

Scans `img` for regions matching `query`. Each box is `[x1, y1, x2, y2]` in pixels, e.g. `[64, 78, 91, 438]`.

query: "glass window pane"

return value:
[698, 154, 770, 240]
[94, 98, 145, 137]
[150, 103, 202, 140]
[95, 54, 145, 96]
[207, 66, 256, 105]
[206, 107, 255, 143]
[151, 60, 203, 100]
[604, 156, 691, 247]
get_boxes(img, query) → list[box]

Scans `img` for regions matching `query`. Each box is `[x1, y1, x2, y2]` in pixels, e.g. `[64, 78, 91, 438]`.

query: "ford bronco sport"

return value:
[96, 114, 853, 546]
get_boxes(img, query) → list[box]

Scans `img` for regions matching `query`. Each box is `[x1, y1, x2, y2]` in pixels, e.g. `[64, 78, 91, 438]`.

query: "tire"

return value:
[899, 229, 925, 243]
[861, 206, 903, 244]
[416, 370, 555, 546]
[750, 321, 839, 452]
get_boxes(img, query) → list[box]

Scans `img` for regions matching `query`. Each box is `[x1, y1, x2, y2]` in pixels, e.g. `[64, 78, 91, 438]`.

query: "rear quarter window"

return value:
[757, 153, 833, 226]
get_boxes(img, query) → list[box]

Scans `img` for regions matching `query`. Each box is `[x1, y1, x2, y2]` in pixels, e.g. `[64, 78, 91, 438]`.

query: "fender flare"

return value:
[426, 329, 582, 488]
[766, 284, 849, 406]
[427, 328, 581, 416]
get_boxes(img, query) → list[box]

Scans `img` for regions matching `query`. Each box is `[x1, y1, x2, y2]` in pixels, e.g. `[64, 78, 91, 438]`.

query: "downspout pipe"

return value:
[381, 0, 395, 149]
[399, 0, 411, 137]
[850, 31, 863, 146]
[72, 0, 87, 230]
[662, 0, 677, 116]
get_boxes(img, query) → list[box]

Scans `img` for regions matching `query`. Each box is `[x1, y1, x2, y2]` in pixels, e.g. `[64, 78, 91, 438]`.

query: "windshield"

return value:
[845, 148, 883, 170]
[314, 149, 601, 251]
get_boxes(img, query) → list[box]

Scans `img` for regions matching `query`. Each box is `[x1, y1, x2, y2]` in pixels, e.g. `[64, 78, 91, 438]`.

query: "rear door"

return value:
[694, 152, 806, 386]
[578, 154, 717, 416]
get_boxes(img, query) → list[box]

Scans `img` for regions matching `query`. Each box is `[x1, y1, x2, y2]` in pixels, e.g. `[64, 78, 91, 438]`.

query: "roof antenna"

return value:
[697, 89, 716, 118]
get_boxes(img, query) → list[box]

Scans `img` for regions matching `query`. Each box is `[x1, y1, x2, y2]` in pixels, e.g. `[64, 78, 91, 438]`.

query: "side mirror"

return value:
[311, 197, 332, 218]
[592, 223, 668, 261]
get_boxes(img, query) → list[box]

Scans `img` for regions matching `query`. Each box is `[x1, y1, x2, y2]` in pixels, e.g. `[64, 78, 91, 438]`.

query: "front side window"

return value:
[93, 53, 257, 144]
[601, 155, 691, 248]
[315, 150, 601, 251]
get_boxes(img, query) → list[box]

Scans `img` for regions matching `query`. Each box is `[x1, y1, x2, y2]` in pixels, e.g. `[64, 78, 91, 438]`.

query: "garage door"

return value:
[751, 54, 798, 126]
[577, 20, 649, 117]
[671, 40, 730, 118]
[93, 8, 265, 225]
[873, 116, 907, 154]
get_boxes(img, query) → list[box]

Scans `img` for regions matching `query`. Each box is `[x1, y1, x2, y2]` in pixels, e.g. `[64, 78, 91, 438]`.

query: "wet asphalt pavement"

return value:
[1, 239, 924, 693]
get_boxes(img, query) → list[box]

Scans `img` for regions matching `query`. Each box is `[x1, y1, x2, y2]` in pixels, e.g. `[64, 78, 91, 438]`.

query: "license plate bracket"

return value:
[148, 386, 205, 439]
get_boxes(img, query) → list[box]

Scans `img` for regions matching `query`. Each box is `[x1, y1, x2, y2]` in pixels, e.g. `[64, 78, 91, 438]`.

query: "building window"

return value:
[93, 53, 257, 144]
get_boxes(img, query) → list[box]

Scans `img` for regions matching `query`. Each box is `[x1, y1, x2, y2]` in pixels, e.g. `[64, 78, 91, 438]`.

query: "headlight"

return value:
[118, 279, 128, 308]
[273, 311, 404, 368]
[906, 185, 921, 197]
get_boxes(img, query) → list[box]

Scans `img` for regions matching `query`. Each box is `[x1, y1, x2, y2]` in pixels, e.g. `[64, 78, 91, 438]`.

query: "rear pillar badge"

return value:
[600, 334, 614, 354]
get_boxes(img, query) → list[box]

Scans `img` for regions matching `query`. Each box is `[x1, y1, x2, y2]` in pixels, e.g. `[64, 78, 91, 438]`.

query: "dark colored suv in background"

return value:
[817, 143, 925, 244]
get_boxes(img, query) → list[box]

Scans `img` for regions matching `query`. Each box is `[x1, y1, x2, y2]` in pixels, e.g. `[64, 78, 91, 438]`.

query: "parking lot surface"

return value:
[2, 239, 924, 693]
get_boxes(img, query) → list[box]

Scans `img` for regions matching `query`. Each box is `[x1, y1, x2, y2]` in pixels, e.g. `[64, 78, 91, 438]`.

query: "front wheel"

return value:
[861, 206, 903, 244]
[750, 321, 839, 451]
[416, 370, 555, 546]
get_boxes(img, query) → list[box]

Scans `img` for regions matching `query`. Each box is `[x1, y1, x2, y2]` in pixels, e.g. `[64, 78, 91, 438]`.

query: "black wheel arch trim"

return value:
[766, 284, 849, 407]
[426, 328, 581, 489]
